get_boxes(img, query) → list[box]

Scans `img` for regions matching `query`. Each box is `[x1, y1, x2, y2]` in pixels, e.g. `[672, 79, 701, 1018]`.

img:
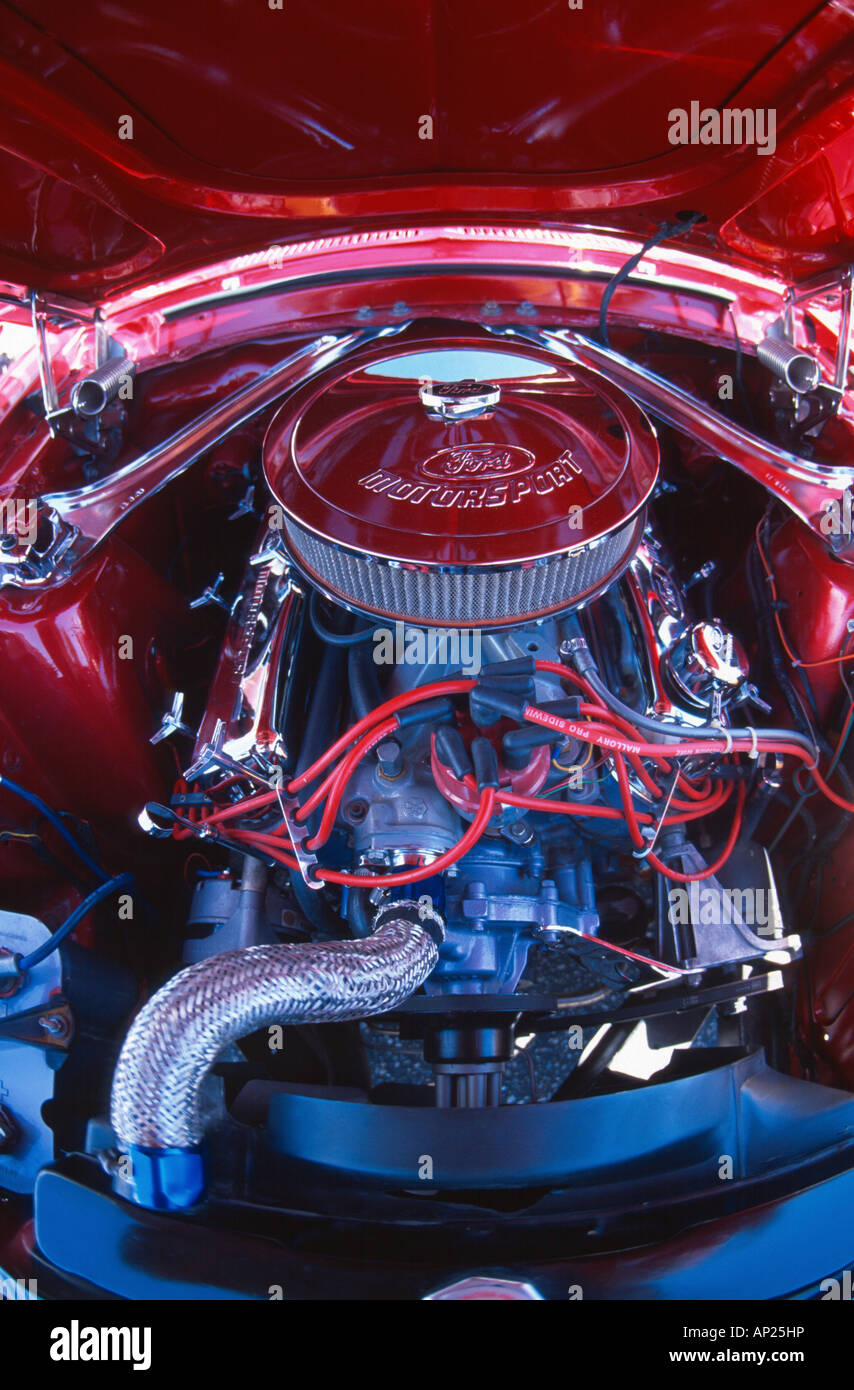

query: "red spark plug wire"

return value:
[648, 784, 747, 883]
[182, 652, 851, 895]
[231, 788, 497, 889]
[299, 717, 399, 846]
[496, 781, 731, 825]
[611, 747, 747, 882]
[287, 678, 476, 793]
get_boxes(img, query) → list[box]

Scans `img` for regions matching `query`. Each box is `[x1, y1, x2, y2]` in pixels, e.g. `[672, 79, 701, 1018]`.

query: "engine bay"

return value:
[2, 259, 854, 1300]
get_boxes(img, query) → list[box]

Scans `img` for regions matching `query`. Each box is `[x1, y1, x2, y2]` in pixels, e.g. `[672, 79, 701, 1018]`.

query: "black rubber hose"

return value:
[348, 640, 383, 722]
[347, 886, 375, 939]
[598, 212, 704, 349]
[309, 589, 376, 646]
[740, 776, 779, 843]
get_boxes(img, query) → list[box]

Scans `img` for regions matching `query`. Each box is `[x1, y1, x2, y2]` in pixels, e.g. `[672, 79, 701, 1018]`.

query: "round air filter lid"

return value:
[263, 337, 658, 570]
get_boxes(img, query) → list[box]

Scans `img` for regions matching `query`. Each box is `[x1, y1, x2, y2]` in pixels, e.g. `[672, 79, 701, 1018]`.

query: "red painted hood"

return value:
[2, 0, 854, 301]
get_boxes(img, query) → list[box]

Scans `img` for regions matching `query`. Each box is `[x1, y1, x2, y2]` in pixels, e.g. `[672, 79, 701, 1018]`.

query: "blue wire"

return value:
[0, 774, 108, 883]
[18, 873, 135, 972]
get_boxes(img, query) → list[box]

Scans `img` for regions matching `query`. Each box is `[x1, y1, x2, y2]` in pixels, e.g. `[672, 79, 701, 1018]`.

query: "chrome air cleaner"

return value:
[263, 335, 658, 628]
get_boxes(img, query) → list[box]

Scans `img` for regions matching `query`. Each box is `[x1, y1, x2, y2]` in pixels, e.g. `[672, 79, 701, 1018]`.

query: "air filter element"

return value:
[263, 335, 658, 628]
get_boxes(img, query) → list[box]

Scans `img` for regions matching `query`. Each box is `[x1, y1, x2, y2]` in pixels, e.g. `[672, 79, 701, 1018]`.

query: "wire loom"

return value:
[111, 902, 444, 1152]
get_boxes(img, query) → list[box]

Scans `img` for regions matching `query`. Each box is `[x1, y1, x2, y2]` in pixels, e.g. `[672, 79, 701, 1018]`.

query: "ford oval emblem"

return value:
[418, 443, 536, 482]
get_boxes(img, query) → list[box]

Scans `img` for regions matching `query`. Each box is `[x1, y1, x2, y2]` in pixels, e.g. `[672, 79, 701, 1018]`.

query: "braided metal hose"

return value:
[111, 901, 443, 1153]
